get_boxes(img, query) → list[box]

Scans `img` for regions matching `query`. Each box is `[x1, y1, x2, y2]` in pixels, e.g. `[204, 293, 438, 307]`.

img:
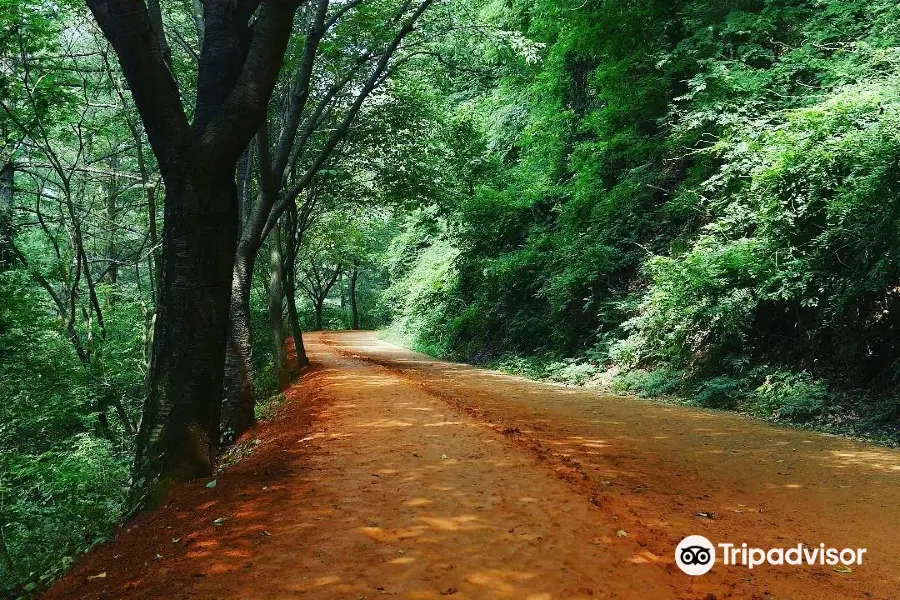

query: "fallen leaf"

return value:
[833, 564, 853, 574]
[206, 480, 217, 488]
[86, 572, 107, 581]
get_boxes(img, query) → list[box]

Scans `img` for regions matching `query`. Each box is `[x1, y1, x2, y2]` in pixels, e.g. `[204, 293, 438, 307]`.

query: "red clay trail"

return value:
[45, 332, 900, 600]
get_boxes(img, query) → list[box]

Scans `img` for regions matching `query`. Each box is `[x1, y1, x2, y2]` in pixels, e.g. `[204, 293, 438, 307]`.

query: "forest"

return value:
[1, 0, 899, 596]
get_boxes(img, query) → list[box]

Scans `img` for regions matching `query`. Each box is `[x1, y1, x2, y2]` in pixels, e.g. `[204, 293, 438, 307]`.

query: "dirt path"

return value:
[46, 332, 900, 600]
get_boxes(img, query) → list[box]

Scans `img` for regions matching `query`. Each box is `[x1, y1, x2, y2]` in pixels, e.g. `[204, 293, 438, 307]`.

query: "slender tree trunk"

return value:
[350, 267, 360, 330]
[221, 243, 257, 446]
[0, 163, 13, 267]
[105, 155, 119, 286]
[282, 215, 309, 367]
[131, 169, 238, 507]
[284, 281, 309, 367]
[268, 229, 289, 391]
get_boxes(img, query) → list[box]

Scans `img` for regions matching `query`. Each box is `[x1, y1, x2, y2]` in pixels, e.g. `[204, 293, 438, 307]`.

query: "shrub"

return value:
[749, 371, 826, 422]
[691, 376, 748, 409]
[614, 367, 684, 398]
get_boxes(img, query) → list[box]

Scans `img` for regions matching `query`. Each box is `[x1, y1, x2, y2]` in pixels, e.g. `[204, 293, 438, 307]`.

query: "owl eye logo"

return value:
[675, 535, 716, 575]
[680, 545, 712, 565]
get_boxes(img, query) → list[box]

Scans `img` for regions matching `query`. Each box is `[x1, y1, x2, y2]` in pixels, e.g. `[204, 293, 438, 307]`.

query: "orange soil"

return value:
[44, 332, 900, 600]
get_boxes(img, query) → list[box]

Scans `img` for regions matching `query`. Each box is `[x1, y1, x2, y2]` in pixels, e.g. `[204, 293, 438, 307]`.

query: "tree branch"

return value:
[86, 0, 189, 180]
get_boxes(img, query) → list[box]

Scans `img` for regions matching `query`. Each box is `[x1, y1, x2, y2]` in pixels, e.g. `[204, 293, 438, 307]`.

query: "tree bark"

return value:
[314, 299, 324, 331]
[105, 154, 119, 287]
[88, 0, 299, 508]
[268, 228, 289, 390]
[284, 275, 309, 366]
[221, 242, 257, 446]
[131, 169, 238, 504]
[221, 148, 258, 431]
[282, 209, 309, 367]
[350, 267, 360, 330]
[0, 163, 13, 267]
[222, 125, 276, 443]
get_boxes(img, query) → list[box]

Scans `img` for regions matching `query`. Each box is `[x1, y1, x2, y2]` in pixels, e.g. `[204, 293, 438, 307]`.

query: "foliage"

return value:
[614, 368, 685, 399]
[0, 271, 132, 595]
[5, 0, 900, 593]
[382, 0, 900, 440]
[748, 370, 826, 422]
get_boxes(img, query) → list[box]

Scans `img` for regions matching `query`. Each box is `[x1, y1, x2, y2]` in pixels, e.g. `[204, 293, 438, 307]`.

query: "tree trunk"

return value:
[314, 299, 324, 331]
[105, 155, 119, 286]
[282, 217, 309, 367]
[89, 0, 301, 512]
[284, 283, 309, 367]
[268, 230, 289, 391]
[350, 267, 360, 330]
[131, 170, 238, 507]
[221, 243, 257, 446]
[0, 163, 13, 267]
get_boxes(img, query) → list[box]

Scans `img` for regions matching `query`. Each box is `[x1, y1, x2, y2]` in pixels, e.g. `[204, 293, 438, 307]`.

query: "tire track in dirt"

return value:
[46, 333, 679, 599]
[324, 331, 900, 600]
[44, 332, 900, 600]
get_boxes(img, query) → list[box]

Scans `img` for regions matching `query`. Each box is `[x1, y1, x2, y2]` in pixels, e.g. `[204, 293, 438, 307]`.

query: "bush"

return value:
[691, 376, 748, 410]
[543, 359, 601, 386]
[614, 368, 684, 398]
[748, 371, 826, 423]
[0, 271, 134, 595]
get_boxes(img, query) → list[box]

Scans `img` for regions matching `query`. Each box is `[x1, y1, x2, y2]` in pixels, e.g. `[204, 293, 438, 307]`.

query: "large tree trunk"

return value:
[88, 0, 300, 511]
[350, 267, 360, 330]
[131, 169, 238, 507]
[221, 243, 257, 446]
[268, 230, 289, 391]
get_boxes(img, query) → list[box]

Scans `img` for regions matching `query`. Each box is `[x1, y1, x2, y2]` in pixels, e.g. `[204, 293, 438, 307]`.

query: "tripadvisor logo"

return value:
[676, 535, 716, 575]
[675, 535, 867, 576]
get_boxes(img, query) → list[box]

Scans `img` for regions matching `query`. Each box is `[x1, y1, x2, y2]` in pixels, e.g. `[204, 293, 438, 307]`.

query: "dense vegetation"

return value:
[1, 0, 899, 596]
[386, 0, 900, 438]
